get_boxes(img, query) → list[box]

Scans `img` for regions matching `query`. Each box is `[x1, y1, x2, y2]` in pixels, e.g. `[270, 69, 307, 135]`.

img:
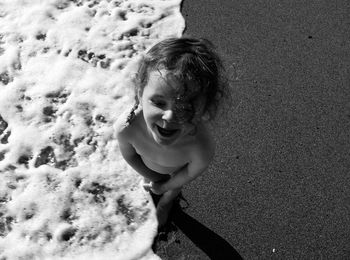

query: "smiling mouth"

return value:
[156, 125, 179, 138]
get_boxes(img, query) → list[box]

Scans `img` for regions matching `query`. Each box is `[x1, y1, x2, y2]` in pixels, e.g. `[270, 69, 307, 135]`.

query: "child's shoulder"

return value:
[190, 123, 215, 160]
[114, 105, 142, 138]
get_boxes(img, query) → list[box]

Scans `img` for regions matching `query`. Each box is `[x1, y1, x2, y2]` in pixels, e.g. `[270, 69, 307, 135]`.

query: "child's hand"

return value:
[149, 181, 164, 195]
[142, 177, 170, 194]
[142, 182, 152, 192]
[142, 181, 163, 194]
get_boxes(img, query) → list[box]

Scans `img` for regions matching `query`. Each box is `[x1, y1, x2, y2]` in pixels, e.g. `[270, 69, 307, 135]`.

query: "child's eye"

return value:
[150, 99, 166, 108]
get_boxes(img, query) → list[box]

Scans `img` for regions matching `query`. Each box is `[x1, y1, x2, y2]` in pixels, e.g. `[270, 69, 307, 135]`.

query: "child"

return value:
[115, 37, 226, 226]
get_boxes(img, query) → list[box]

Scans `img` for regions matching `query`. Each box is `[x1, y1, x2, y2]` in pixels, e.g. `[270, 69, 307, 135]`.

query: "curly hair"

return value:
[127, 37, 227, 124]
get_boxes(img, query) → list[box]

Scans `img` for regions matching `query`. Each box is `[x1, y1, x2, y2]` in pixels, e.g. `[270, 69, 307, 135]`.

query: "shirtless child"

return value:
[115, 37, 226, 226]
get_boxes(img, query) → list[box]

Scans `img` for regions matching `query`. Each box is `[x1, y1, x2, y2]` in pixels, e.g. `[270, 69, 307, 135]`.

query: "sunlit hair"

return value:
[128, 37, 226, 124]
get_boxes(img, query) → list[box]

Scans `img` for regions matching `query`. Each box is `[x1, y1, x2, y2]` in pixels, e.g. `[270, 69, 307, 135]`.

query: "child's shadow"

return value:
[151, 193, 243, 260]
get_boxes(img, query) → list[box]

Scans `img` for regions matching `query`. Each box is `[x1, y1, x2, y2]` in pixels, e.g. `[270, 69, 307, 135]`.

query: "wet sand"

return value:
[157, 0, 350, 259]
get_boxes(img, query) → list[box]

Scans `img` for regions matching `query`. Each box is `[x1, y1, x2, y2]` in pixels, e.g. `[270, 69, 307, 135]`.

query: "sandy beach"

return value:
[157, 0, 349, 259]
[0, 0, 348, 259]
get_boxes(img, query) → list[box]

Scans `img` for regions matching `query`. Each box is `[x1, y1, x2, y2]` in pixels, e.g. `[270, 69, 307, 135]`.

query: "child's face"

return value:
[139, 69, 203, 146]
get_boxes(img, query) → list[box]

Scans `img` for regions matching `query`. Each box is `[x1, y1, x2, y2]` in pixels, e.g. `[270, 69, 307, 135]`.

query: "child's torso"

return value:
[122, 107, 211, 175]
[130, 112, 193, 175]
[133, 136, 189, 175]
[140, 154, 185, 175]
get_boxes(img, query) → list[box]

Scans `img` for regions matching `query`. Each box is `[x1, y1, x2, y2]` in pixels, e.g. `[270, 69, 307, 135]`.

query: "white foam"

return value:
[0, 0, 185, 259]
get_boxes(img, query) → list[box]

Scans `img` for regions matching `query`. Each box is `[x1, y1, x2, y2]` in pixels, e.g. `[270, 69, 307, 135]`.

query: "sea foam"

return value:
[0, 0, 185, 259]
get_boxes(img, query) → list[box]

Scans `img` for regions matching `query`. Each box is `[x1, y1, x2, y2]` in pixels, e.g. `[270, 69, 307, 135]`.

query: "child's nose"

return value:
[162, 109, 175, 122]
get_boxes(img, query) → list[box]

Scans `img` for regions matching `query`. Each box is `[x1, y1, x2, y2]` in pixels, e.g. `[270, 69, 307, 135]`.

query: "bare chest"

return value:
[132, 134, 190, 173]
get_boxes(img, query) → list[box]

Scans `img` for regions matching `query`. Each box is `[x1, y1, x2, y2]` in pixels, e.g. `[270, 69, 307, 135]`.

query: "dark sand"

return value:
[155, 0, 350, 259]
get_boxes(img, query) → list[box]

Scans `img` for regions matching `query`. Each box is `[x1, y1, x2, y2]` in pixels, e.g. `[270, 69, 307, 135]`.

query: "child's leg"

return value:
[156, 188, 181, 227]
